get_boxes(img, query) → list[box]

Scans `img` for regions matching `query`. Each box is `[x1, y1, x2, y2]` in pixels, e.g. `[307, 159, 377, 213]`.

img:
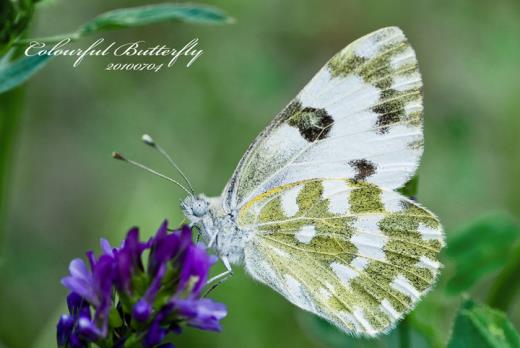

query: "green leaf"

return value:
[79, 3, 233, 35]
[445, 213, 520, 295]
[447, 299, 520, 348]
[299, 313, 430, 348]
[109, 307, 123, 327]
[486, 242, 520, 310]
[0, 54, 52, 94]
[407, 295, 451, 348]
[398, 175, 419, 198]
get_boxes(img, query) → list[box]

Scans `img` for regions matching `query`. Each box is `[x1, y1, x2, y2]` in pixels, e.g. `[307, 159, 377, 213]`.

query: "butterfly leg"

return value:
[207, 256, 233, 284]
[204, 256, 233, 296]
[207, 231, 218, 248]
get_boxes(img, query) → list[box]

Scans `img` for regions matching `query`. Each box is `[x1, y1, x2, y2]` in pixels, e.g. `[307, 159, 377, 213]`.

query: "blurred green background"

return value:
[1, 0, 520, 347]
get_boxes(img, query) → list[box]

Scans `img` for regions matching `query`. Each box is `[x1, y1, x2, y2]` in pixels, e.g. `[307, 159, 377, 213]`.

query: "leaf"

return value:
[5, 3, 230, 91]
[398, 175, 419, 198]
[79, 3, 233, 35]
[298, 313, 430, 348]
[447, 299, 520, 348]
[0, 54, 52, 94]
[445, 213, 520, 295]
[407, 294, 451, 348]
[486, 242, 520, 310]
[17, 3, 232, 45]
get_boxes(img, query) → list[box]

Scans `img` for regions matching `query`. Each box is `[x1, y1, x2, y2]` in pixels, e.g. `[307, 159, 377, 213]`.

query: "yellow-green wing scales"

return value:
[238, 179, 443, 336]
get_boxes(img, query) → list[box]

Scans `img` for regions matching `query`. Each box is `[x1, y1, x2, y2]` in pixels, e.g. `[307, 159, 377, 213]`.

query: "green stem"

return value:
[399, 317, 411, 348]
[486, 242, 520, 310]
[0, 88, 25, 253]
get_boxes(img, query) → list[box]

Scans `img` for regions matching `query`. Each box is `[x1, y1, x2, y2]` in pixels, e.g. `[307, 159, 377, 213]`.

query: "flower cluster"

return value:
[57, 221, 227, 348]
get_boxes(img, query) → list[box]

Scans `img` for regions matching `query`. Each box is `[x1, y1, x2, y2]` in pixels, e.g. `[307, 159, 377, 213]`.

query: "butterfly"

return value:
[118, 26, 444, 336]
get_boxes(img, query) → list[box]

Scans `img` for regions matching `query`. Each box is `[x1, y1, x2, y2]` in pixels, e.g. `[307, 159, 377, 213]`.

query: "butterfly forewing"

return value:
[223, 27, 423, 210]
[238, 179, 443, 336]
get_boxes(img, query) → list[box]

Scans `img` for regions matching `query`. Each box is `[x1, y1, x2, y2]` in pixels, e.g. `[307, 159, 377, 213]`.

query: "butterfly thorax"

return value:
[181, 194, 248, 265]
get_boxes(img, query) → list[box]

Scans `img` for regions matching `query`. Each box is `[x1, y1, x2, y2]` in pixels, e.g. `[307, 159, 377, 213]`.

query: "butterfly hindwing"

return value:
[238, 179, 443, 336]
[224, 27, 423, 210]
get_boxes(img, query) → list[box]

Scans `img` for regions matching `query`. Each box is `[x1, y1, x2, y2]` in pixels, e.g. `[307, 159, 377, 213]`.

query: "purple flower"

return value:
[143, 318, 168, 347]
[177, 243, 218, 296]
[57, 293, 93, 348]
[147, 220, 182, 276]
[61, 259, 96, 305]
[112, 227, 148, 296]
[57, 221, 227, 348]
[61, 252, 114, 339]
[131, 221, 176, 322]
[173, 298, 228, 332]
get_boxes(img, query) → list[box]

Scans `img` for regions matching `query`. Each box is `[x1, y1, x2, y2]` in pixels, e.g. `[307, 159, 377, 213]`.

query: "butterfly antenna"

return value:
[112, 151, 193, 197]
[141, 134, 195, 194]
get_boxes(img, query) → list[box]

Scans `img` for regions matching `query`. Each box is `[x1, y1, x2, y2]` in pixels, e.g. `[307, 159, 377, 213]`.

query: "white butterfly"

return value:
[119, 27, 444, 336]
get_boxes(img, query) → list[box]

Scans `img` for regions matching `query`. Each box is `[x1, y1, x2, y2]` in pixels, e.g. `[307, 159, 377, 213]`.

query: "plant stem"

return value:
[399, 318, 411, 348]
[0, 87, 25, 253]
[486, 242, 520, 310]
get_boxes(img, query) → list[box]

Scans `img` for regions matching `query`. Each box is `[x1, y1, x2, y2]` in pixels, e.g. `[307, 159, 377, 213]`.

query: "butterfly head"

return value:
[181, 194, 210, 223]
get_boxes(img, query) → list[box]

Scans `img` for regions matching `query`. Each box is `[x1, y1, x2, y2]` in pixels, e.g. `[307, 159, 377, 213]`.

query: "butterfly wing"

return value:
[238, 179, 443, 335]
[223, 27, 423, 211]
[221, 27, 442, 335]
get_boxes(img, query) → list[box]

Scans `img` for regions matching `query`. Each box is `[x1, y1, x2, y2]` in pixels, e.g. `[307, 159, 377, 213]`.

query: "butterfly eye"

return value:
[192, 200, 208, 217]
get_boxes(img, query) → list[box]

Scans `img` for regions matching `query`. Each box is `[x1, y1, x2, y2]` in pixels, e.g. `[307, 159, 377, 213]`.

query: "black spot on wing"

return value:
[283, 100, 334, 142]
[372, 89, 404, 134]
[348, 159, 377, 182]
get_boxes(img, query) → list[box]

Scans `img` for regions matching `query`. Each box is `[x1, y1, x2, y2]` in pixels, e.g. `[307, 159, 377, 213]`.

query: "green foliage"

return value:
[447, 299, 520, 348]
[487, 242, 520, 311]
[445, 213, 520, 295]
[79, 3, 233, 35]
[300, 314, 429, 348]
[1, 1, 520, 347]
[398, 175, 419, 198]
[0, 54, 52, 94]
[0, 3, 232, 95]
[19, 3, 233, 44]
[0, 0, 38, 54]
[0, 88, 25, 252]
